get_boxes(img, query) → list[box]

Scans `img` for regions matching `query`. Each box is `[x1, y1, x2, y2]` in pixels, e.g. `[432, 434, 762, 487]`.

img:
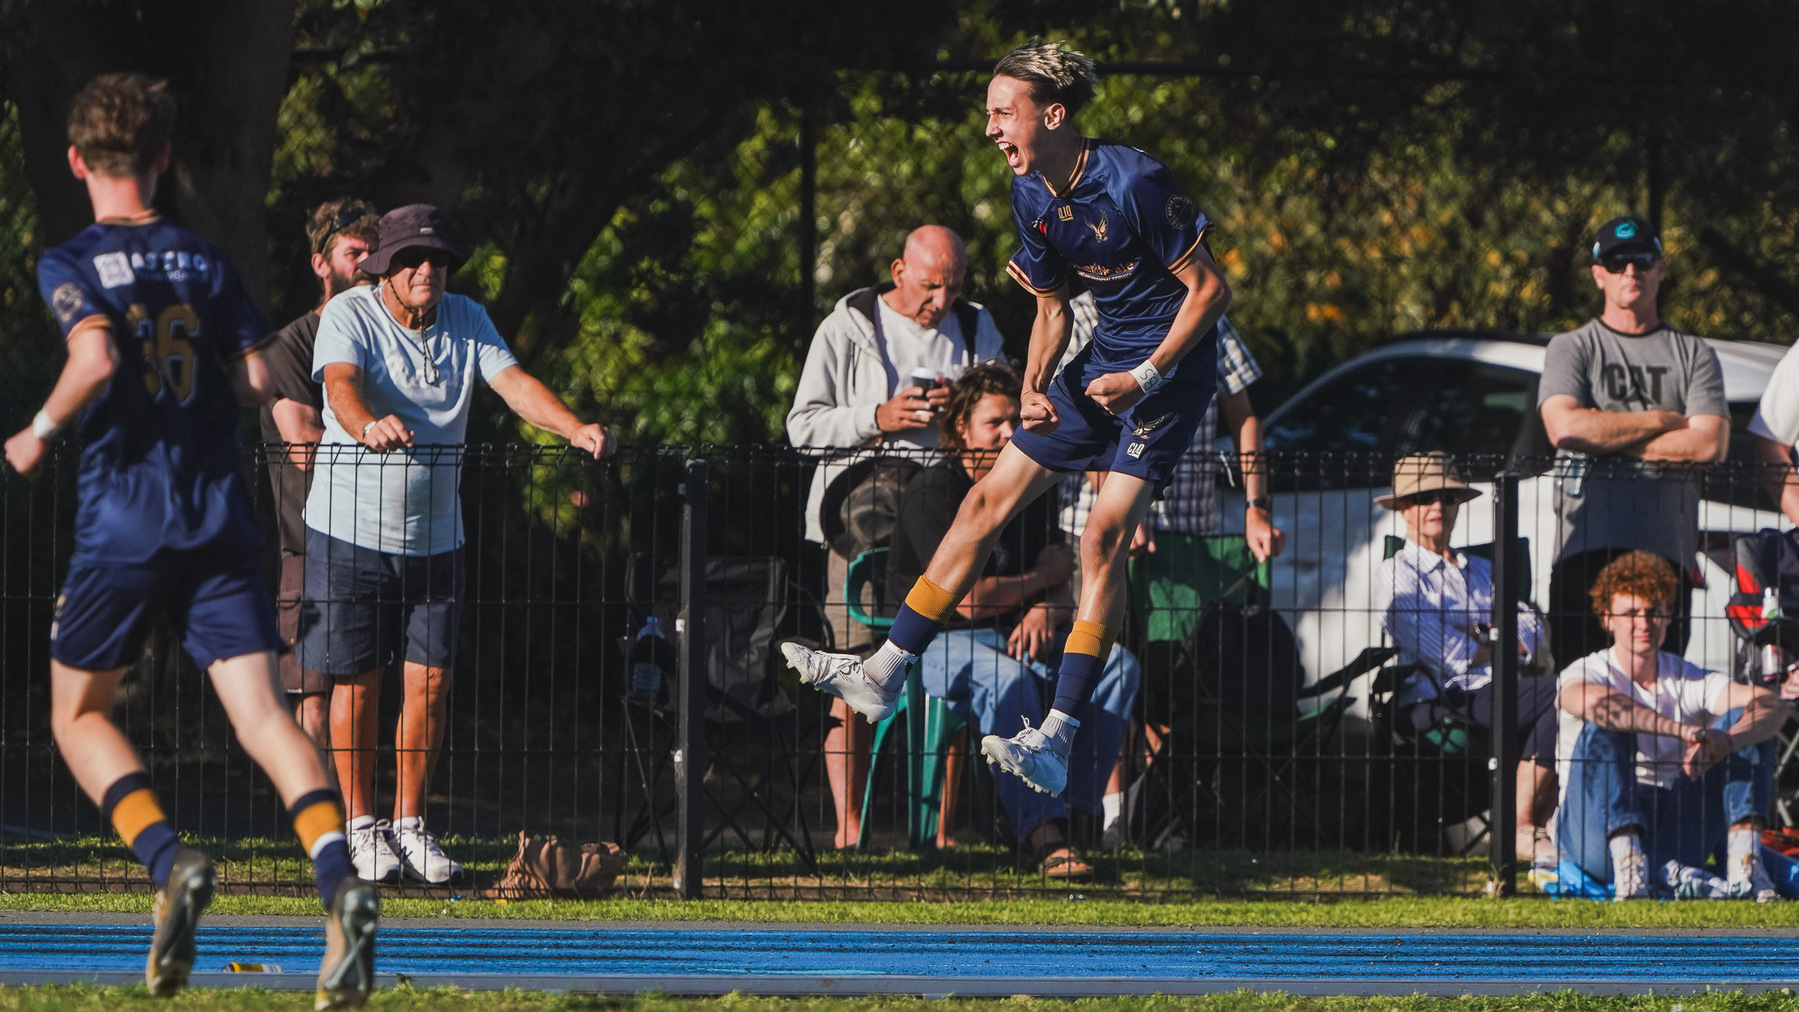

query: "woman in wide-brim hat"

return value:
[1374, 452, 1560, 885]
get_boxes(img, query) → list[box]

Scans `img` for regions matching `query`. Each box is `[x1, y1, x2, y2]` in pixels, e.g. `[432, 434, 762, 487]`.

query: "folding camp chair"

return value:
[616, 554, 823, 870]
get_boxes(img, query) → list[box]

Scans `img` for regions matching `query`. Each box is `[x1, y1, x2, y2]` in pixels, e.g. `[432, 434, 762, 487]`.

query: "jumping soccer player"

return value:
[783, 41, 1230, 798]
[2, 73, 377, 1007]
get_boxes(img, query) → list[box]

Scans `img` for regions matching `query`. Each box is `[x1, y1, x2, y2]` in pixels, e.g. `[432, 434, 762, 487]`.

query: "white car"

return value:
[1216, 331, 1788, 715]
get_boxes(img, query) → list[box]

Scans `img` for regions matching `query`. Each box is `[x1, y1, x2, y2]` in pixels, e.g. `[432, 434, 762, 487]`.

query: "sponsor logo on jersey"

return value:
[93, 251, 134, 289]
[1165, 195, 1198, 230]
[1126, 441, 1146, 459]
[128, 250, 211, 280]
[51, 283, 85, 322]
[1074, 258, 1140, 283]
[1084, 211, 1110, 244]
[1057, 206, 1074, 222]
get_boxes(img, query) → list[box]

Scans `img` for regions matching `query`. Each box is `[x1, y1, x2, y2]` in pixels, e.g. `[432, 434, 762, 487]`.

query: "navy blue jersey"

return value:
[37, 216, 271, 564]
[1006, 140, 1214, 377]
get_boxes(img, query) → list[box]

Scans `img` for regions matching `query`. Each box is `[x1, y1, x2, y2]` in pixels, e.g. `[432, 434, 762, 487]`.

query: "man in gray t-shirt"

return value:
[1537, 215, 1729, 666]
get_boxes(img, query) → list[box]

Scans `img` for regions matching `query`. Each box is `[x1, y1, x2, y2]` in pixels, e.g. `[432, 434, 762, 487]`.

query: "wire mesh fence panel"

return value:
[5, 444, 1791, 900]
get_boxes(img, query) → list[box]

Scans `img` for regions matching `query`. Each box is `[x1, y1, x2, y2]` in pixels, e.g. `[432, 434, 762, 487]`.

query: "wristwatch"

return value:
[1246, 496, 1273, 513]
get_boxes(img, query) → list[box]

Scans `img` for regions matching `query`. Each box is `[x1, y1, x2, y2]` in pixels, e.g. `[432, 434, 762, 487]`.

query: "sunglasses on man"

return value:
[1599, 251, 1661, 275]
[392, 248, 455, 272]
[315, 209, 367, 255]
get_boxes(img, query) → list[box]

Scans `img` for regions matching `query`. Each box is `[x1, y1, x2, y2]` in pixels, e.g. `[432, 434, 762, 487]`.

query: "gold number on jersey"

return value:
[126, 303, 198, 403]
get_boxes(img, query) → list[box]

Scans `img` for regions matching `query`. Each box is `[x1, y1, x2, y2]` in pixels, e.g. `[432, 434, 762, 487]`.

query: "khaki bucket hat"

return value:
[1374, 451, 1482, 511]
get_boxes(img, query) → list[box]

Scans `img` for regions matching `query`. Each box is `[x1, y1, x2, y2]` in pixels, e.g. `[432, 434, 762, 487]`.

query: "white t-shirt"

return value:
[1749, 339, 1799, 450]
[1555, 648, 1732, 791]
[306, 285, 520, 556]
[876, 299, 975, 424]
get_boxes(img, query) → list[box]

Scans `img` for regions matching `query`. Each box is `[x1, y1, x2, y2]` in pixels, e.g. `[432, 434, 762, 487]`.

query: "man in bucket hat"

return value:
[1374, 452, 1559, 884]
[297, 204, 614, 884]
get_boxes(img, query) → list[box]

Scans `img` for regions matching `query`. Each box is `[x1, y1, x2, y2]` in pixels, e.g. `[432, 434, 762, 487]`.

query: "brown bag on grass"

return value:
[486, 832, 628, 899]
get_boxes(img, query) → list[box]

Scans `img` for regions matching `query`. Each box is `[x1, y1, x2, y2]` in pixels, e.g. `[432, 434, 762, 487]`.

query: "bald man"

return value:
[787, 225, 1005, 848]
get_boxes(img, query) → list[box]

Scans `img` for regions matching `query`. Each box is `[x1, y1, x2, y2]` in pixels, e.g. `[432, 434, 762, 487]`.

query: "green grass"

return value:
[6, 892, 1799, 930]
[1, 989, 1798, 1011]
[0, 835, 1492, 901]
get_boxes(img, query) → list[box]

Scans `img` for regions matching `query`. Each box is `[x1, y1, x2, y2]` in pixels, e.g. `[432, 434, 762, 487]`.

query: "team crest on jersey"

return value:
[1057, 206, 1074, 222]
[51, 283, 84, 322]
[93, 251, 134, 288]
[1130, 409, 1168, 438]
[1164, 195, 1198, 230]
[1030, 217, 1048, 235]
[1084, 212, 1110, 244]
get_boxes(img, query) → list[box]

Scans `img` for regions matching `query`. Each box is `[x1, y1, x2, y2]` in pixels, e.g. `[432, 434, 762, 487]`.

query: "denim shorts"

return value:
[295, 528, 465, 676]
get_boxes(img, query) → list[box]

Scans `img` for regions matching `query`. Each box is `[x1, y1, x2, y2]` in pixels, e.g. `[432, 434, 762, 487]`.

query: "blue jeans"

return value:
[918, 627, 1140, 839]
[1555, 708, 1772, 884]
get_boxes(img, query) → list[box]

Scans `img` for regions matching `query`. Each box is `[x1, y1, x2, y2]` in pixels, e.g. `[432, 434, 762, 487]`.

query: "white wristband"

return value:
[32, 410, 61, 441]
[360, 420, 378, 442]
[1129, 360, 1164, 394]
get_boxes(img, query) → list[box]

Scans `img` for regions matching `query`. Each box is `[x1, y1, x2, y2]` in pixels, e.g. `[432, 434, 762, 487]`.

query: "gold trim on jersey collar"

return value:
[1043, 140, 1092, 200]
[96, 211, 162, 226]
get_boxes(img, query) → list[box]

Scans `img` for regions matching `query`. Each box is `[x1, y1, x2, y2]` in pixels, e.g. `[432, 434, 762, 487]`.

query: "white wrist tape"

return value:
[31, 410, 61, 440]
[1129, 360, 1165, 394]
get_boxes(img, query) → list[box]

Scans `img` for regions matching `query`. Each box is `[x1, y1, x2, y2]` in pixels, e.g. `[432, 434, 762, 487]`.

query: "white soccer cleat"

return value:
[348, 822, 402, 884]
[781, 642, 897, 723]
[981, 719, 1068, 798]
[393, 820, 465, 885]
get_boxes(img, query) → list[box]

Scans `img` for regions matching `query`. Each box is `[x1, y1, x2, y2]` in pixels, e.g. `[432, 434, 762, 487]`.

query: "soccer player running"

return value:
[3, 74, 377, 1007]
[783, 41, 1230, 797]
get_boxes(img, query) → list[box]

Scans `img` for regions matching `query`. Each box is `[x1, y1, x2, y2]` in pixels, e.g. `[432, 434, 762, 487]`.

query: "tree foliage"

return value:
[3, 0, 1799, 443]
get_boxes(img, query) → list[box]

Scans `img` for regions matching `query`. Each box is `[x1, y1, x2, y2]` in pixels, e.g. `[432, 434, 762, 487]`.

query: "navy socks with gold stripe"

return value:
[289, 788, 354, 908]
[1050, 620, 1116, 715]
[101, 772, 180, 888]
[867, 576, 962, 691]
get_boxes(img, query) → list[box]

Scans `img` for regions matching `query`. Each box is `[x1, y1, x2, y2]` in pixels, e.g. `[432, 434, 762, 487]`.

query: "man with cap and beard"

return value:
[297, 204, 615, 884]
[263, 198, 380, 759]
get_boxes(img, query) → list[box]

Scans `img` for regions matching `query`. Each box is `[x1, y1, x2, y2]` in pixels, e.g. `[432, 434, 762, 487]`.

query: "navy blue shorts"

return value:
[52, 548, 282, 671]
[1009, 338, 1217, 497]
[295, 528, 465, 676]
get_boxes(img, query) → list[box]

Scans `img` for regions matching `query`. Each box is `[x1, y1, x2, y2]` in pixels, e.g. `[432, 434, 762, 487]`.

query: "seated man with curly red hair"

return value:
[1555, 550, 1789, 900]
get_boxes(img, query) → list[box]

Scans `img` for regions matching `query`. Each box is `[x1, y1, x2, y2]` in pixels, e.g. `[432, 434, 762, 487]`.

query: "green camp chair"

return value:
[845, 547, 968, 850]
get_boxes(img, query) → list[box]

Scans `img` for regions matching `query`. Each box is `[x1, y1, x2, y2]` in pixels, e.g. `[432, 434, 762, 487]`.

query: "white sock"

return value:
[1609, 832, 1646, 894]
[863, 640, 915, 692]
[395, 815, 425, 833]
[1102, 792, 1124, 829]
[1038, 709, 1080, 755]
[347, 815, 376, 832]
[1728, 826, 1760, 886]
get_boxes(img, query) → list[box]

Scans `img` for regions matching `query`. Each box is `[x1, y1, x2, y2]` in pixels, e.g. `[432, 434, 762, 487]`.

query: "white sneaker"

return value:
[780, 642, 897, 722]
[980, 719, 1068, 797]
[1612, 839, 1649, 901]
[393, 820, 464, 885]
[1731, 852, 1780, 903]
[347, 822, 401, 884]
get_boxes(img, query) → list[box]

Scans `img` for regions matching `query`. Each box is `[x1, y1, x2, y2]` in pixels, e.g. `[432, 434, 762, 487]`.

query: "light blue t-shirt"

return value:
[305, 285, 519, 556]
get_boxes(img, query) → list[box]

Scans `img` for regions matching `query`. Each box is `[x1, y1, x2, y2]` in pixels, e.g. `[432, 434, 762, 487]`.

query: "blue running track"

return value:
[1, 922, 1795, 996]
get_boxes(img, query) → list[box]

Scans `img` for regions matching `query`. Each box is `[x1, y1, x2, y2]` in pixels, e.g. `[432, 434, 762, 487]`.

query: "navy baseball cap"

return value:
[1591, 216, 1663, 261]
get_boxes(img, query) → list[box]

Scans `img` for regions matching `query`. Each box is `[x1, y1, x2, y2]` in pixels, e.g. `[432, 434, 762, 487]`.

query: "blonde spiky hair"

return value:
[993, 40, 1098, 117]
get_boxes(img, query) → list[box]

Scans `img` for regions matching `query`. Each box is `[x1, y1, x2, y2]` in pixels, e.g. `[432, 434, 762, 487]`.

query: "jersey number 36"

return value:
[126, 303, 198, 404]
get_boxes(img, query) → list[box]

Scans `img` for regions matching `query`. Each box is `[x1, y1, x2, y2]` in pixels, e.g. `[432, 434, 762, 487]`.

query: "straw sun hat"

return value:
[1373, 452, 1482, 511]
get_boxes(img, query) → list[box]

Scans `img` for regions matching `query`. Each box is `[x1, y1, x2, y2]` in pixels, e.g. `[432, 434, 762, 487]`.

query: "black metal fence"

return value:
[2, 445, 1795, 900]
